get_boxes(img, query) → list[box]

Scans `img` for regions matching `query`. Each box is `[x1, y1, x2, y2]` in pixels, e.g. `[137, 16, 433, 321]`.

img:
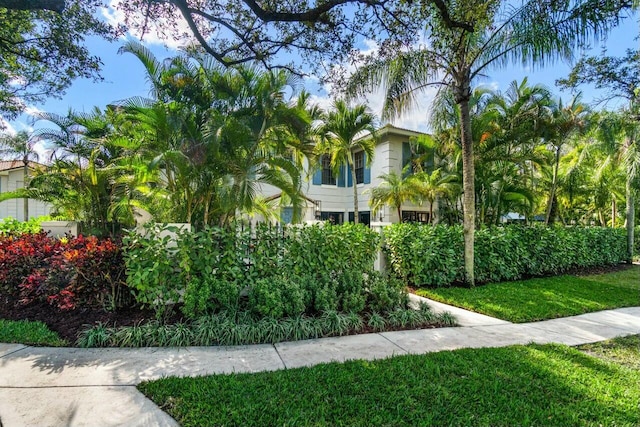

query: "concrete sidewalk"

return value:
[1, 304, 639, 427]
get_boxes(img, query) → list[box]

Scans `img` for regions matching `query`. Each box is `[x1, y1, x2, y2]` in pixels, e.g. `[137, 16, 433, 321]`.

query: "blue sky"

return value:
[4, 9, 638, 136]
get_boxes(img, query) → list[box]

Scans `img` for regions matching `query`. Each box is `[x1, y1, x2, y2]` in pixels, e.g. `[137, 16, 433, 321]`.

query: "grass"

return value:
[0, 319, 67, 346]
[139, 342, 640, 427]
[577, 334, 640, 370]
[415, 265, 640, 322]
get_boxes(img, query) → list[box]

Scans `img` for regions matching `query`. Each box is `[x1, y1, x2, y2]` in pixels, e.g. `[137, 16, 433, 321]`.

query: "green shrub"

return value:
[0, 215, 56, 236]
[249, 276, 306, 319]
[366, 272, 408, 313]
[123, 222, 395, 319]
[385, 224, 627, 287]
[384, 224, 463, 286]
[122, 225, 184, 319]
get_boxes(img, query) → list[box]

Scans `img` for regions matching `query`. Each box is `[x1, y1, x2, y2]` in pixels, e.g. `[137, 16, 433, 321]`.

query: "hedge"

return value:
[384, 224, 628, 287]
[123, 223, 406, 319]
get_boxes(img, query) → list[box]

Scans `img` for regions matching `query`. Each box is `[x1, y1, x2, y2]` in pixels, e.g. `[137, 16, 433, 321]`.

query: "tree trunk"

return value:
[429, 201, 433, 224]
[23, 161, 29, 221]
[625, 176, 635, 263]
[611, 197, 616, 227]
[457, 85, 475, 286]
[351, 162, 359, 224]
[545, 146, 561, 225]
[397, 206, 402, 223]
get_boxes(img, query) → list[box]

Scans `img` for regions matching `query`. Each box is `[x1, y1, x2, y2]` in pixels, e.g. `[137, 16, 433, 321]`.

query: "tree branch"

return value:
[0, 0, 65, 13]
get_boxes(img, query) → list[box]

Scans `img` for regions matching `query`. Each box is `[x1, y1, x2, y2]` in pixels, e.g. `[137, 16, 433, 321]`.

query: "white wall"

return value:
[0, 169, 52, 221]
[250, 126, 436, 224]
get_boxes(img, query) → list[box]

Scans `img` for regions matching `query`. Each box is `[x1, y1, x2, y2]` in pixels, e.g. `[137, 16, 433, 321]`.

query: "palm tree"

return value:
[346, 1, 622, 284]
[543, 95, 590, 225]
[121, 43, 316, 227]
[317, 100, 377, 224]
[367, 171, 424, 222]
[414, 168, 457, 224]
[0, 130, 40, 220]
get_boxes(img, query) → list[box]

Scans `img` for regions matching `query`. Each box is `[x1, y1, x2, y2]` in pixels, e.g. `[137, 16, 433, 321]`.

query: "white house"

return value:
[256, 124, 435, 226]
[0, 160, 52, 221]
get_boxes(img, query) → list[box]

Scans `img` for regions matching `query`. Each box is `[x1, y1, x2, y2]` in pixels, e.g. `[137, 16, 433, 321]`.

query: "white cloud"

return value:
[24, 106, 43, 117]
[103, 0, 196, 50]
[0, 117, 17, 135]
[8, 76, 27, 87]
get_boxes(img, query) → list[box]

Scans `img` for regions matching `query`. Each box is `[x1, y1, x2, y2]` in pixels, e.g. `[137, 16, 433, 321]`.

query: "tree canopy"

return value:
[0, 0, 113, 120]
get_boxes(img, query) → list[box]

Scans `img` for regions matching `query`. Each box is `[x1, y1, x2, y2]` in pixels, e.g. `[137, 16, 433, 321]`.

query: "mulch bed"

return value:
[0, 295, 163, 344]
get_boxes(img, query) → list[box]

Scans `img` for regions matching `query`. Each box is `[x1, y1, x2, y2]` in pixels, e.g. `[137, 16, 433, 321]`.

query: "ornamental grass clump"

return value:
[76, 308, 457, 348]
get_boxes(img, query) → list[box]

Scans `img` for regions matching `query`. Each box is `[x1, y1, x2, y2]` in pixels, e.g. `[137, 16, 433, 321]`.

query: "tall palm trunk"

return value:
[545, 146, 561, 225]
[351, 161, 359, 224]
[457, 79, 475, 286]
[625, 175, 635, 263]
[611, 198, 616, 227]
[22, 160, 29, 221]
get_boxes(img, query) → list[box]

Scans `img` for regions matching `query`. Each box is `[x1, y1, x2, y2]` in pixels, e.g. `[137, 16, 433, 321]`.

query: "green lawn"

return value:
[0, 319, 67, 346]
[139, 342, 640, 427]
[415, 265, 640, 322]
[577, 334, 640, 370]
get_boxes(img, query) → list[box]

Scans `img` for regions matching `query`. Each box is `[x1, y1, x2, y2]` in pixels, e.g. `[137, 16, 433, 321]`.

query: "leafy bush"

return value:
[385, 224, 627, 287]
[0, 232, 61, 295]
[123, 222, 393, 319]
[0, 232, 128, 311]
[249, 276, 306, 319]
[0, 215, 56, 236]
[122, 225, 184, 318]
[384, 224, 463, 286]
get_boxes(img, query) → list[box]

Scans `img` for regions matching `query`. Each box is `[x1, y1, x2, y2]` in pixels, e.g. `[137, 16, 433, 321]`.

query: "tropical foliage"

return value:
[346, 0, 629, 285]
[385, 223, 627, 287]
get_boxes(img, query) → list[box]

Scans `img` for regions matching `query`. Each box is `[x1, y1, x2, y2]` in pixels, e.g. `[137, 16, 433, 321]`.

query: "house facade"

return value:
[257, 124, 435, 225]
[0, 161, 51, 221]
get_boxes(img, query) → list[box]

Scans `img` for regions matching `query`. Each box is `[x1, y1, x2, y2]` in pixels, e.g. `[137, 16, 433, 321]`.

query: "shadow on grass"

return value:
[138, 343, 640, 427]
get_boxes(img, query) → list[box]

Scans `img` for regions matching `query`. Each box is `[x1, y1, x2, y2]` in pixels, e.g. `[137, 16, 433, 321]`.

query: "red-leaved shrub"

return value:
[0, 233, 128, 311]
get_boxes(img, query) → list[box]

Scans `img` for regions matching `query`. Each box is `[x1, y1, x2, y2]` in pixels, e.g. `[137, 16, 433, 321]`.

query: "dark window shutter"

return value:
[281, 207, 294, 224]
[347, 164, 353, 187]
[364, 153, 371, 184]
[337, 164, 345, 187]
[312, 168, 322, 185]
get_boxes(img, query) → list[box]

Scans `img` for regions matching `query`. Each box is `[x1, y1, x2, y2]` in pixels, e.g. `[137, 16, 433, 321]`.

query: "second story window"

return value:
[354, 151, 364, 184]
[321, 155, 336, 185]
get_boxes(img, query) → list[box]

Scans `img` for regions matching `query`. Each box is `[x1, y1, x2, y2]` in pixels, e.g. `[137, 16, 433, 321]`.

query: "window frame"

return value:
[354, 151, 364, 184]
[321, 155, 336, 186]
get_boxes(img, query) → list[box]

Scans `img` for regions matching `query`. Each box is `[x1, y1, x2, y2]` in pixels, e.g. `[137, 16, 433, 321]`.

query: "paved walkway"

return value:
[1, 299, 639, 427]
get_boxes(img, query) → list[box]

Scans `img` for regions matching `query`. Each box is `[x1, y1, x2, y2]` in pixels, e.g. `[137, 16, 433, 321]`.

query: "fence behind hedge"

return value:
[123, 222, 385, 318]
[384, 224, 628, 287]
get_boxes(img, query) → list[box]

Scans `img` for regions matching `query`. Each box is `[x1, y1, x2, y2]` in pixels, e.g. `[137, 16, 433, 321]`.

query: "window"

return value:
[320, 211, 344, 224]
[321, 155, 336, 185]
[402, 211, 430, 224]
[348, 211, 371, 226]
[354, 151, 364, 184]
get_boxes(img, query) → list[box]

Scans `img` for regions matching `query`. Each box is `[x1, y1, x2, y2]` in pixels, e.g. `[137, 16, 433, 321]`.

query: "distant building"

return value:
[0, 160, 51, 221]
[254, 124, 435, 225]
